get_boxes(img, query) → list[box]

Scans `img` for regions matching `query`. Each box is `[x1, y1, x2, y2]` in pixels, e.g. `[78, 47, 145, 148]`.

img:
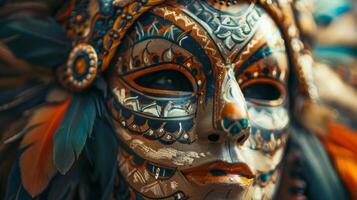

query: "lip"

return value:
[183, 161, 255, 187]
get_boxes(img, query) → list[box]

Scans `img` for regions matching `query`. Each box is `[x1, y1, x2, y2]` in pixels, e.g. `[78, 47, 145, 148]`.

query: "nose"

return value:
[221, 102, 250, 144]
[195, 67, 251, 145]
[219, 68, 250, 145]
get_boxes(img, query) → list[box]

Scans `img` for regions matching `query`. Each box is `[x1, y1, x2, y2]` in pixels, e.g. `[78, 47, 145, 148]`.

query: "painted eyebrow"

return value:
[236, 43, 284, 75]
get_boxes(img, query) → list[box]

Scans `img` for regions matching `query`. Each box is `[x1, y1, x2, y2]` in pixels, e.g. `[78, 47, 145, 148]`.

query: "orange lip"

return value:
[183, 161, 255, 187]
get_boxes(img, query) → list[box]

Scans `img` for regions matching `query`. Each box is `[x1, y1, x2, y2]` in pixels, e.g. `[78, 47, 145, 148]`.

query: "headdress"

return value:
[58, 0, 331, 133]
[59, 0, 317, 97]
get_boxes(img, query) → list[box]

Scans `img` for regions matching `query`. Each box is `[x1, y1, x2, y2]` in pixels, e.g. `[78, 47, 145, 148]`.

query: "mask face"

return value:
[108, 0, 290, 199]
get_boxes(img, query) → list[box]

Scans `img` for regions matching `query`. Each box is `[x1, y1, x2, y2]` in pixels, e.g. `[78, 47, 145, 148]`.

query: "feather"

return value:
[327, 122, 357, 155]
[6, 159, 36, 200]
[333, 154, 357, 199]
[4, 123, 41, 144]
[0, 114, 30, 144]
[86, 118, 118, 200]
[46, 159, 82, 200]
[322, 122, 357, 199]
[0, 84, 48, 113]
[0, 17, 70, 68]
[290, 126, 350, 200]
[0, 140, 21, 199]
[19, 97, 72, 197]
[54, 94, 97, 174]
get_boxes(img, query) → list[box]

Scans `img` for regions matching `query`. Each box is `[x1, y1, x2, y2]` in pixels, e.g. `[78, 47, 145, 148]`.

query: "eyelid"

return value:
[240, 78, 286, 106]
[121, 64, 198, 96]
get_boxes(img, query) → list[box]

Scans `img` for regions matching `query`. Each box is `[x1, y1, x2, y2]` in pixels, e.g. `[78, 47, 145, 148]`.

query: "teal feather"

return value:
[54, 94, 97, 174]
[290, 125, 349, 200]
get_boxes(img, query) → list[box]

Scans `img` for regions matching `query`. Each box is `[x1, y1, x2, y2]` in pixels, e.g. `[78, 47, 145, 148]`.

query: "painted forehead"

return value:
[115, 0, 288, 84]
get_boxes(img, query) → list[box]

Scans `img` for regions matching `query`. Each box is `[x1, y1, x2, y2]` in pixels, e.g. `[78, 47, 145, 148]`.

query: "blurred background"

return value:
[298, 2, 357, 198]
[309, 0, 357, 129]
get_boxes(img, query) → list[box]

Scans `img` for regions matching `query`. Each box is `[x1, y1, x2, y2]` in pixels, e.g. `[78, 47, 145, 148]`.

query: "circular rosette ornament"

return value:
[57, 43, 98, 91]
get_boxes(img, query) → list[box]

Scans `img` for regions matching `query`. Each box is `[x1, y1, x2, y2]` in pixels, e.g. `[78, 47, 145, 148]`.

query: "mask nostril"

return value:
[236, 128, 250, 145]
[208, 134, 220, 142]
[237, 134, 247, 144]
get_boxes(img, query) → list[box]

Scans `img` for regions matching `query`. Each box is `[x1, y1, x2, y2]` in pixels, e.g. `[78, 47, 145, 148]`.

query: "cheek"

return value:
[246, 103, 290, 156]
[248, 104, 290, 131]
[239, 104, 289, 173]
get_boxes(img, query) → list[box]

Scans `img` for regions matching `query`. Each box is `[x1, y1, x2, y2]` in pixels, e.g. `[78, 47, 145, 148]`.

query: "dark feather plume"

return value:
[86, 118, 118, 200]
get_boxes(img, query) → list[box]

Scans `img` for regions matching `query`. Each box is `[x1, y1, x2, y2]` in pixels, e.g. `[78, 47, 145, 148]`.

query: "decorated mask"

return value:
[106, 1, 289, 199]
[56, 0, 319, 199]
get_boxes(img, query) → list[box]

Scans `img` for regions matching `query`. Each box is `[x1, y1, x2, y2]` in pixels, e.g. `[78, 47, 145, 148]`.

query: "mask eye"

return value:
[130, 69, 194, 94]
[241, 81, 285, 106]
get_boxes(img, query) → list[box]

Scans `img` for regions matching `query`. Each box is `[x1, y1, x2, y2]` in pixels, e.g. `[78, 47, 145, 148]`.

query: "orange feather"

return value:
[322, 122, 357, 199]
[328, 122, 357, 155]
[334, 156, 357, 200]
[20, 97, 72, 197]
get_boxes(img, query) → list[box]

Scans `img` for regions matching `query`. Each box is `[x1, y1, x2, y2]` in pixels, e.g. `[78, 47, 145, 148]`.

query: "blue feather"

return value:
[54, 94, 97, 174]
